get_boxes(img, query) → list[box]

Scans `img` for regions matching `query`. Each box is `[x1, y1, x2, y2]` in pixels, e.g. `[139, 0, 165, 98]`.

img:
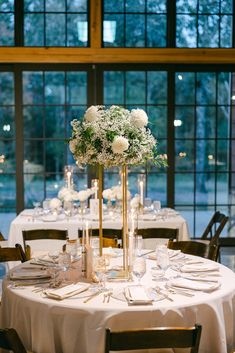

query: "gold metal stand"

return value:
[122, 165, 129, 276]
[98, 164, 103, 256]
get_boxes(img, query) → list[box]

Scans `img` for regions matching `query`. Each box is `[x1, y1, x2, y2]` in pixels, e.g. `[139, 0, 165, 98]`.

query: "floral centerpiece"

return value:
[69, 105, 167, 168]
[69, 105, 167, 272]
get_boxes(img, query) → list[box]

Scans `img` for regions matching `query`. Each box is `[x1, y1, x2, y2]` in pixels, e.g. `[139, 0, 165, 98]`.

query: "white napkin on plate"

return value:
[169, 278, 220, 292]
[180, 263, 219, 273]
[124, 286, 153, 305]
[44, 283, 90, 300]
[10, 269, 51, 280]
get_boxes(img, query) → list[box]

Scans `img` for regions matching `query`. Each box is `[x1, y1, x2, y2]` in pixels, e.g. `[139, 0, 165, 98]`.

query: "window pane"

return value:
[67, 14, 88, 47]
[217, 173, 229, 204]
[147, 173, 167, 205]
[46, 141, 65, 173]
[147, 72, 167, 104]
[24, 0, 44, 12]
[23, 107, 44, 138]
[104, 71, 124, 105]
[24, 140, 44, 166]
[67, 0, 87, 12]
[196, 106, 216, 138]
[0, 0, 14, 11]
[175, 72, 195, 105]
[46, 14, 65, 46]
[198, 15, 219, 47]
[0, 140, 15, 172]
[24, 14, 44, 46]
[220, 15, 232, 47]
[0, 174, 16, 207]
[217, 106, 229, 139]
[175, 173, 194, 204]
[45, 72, 65, 104]
[196, 73, 216, 105]
[23, 72, 44, 105]
[46, 0, 65, 12]
[0, 107, 15, 139]
[175, 107, 195, 139]
[0, 72, 14, 104]
[126, 72, 145, 104]
[45, 106, 65, 138]
[195, 173, 215, 205]
[0, 13, 14, 45]
[196, 140, 215, 172]
[103, 0, 167, 47]
[66, 72, 87, 105]
[176, 15, 197, 48]
[24, 175, 44, 208]
[148, 106, 167, 139]
[175, 140, 194, 171]
[199, 0, 219, 13]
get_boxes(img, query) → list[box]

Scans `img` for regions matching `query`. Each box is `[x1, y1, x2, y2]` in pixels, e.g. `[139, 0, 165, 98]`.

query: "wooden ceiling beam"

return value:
[0, 48, 234, 64]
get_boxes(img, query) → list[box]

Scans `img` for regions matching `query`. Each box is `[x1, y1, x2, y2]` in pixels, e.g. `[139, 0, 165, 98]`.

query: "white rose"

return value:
[102, 188, 112, 200]
[111, 136, 129, 154]
[130, 109, 148, 128]
[130, 195, 140, 209]
[84, 106, 99, 123]
[49, 198, 62, 210]
[69, 139, 76, 153]
[77, 189, 92, 202]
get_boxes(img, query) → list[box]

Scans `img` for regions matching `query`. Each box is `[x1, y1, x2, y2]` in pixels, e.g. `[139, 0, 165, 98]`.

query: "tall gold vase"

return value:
[121, 165, 129, 276]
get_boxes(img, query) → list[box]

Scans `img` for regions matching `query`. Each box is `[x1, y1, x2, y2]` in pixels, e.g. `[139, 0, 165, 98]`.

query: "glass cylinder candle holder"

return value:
[91, 179, 99, 199]
[64, 165, 74, 189]
[138, 174, 146, 208]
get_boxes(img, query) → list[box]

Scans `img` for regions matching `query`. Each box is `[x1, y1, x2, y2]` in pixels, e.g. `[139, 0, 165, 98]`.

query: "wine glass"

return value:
[58, 252, 71, 282]
[135, 235, 143, 256]
[155, 245, 170, 281]
[32, 201, 41, 220]
[132, 256, 146, 285]
[93, 255, 108, 291]
[153, 200, 161, 219]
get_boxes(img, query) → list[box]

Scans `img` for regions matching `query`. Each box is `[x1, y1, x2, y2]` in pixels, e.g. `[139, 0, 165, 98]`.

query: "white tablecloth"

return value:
[8, 209, 189, 249]
[1, 255, 235, 353]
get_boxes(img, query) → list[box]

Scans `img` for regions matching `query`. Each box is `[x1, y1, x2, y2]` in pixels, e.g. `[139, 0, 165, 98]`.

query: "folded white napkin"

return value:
[181, 273, 220, 283]
[124, 286, 153, 305]
[10, 269, 51, 280]
[169, 278, 220, 292]
[180, 263, 219, 273]
[44, 283, 90, 300]
[148, 249, 184, 261]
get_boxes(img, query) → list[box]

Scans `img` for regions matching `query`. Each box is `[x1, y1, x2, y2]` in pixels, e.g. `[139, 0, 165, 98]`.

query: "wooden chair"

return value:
[137, 228, 178, 240]
[22, 229, 68, 260]
[0, 328, 27, 353]
[0, 244, 27, 263]
[168, 239, 219, 261]
[200, 211, 228, 245]
[78, 228, 122, 248]
[105, 324, 202, 353]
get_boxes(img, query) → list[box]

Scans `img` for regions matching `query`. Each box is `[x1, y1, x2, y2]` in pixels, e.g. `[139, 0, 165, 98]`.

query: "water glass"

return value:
[93, 255, 108, 291]
[135, 235, 143, 256]
[155, 245, 170, 280]
[153, 201, 161, 218]
[132, 256, 146, 285]
[58, 252, 71, 282]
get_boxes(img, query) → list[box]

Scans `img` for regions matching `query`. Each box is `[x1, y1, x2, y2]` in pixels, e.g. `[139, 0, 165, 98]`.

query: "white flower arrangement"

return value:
[58, 187, 94, 202]
[103, 185, 131, 201]
[49, 198, 62, 210]
[130, 194, 141, 209]
[69, 105, 167, 168]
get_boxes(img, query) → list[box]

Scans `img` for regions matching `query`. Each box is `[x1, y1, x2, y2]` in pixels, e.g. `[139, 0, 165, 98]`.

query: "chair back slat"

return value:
[105, 325, 202, 353]
[137, 228, 178, 240]
[168, 239, 219, 261]
[201, 211, 228, 244]
[0, 244, 27, 263]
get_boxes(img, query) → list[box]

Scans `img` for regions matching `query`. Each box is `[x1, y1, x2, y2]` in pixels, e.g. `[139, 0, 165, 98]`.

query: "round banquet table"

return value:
[1, 253, 235, 353]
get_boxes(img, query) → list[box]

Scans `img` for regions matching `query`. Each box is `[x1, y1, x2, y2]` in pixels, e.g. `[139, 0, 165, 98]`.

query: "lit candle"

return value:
[139, 180, 144, 206]
[94, 180, 98, 199]
[67, 171, 71, 189]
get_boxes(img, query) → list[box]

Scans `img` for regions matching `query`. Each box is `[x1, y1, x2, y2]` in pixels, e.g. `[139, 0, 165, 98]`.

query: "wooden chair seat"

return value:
[105, 324, 202, 353]
[167, 239, 219, 261]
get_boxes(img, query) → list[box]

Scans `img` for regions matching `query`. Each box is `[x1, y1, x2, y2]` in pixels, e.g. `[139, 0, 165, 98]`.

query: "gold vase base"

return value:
[107, 269, 132, 282]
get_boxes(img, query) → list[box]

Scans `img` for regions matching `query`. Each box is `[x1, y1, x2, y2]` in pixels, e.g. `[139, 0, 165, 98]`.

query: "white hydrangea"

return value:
[49, 198, 62, 210]
[111, 136, 129, 154]
[84, 105, 100, 122]
[112, 185, 131, 200]
[102, 188, 115, 200]
[77, 189, 93, 202]
[130, 194, 140, 209]
[130, 109, 148, 128]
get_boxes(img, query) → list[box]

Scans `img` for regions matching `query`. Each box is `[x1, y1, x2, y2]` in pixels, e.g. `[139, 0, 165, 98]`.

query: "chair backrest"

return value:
[105, 324, 202, 353]
[168, 239, 219, 261]
[137, 228, 178, 240]
[78, 228, 122, 248]
[0, 244, 27, 263]
[22, 229, 68, 259]
[0, 328, 27, 353]
[201, 211, 228, 244]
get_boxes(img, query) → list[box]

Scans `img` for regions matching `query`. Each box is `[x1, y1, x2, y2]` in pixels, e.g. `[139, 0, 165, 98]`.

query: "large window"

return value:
[0, 0, 234, 241]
